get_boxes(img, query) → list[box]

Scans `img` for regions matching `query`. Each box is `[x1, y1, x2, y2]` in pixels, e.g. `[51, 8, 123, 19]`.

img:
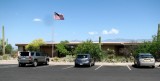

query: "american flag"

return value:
[54, 12, 64, 20]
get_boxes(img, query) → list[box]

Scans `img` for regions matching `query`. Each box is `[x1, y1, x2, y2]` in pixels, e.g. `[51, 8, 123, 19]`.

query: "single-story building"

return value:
[15, 42, 140, 57]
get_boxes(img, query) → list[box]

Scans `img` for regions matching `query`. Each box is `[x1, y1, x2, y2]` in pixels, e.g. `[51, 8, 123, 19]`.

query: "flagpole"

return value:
[52, 12, 55, 58]
[52, 26, 54, 58]
[52, 12, 64, 57]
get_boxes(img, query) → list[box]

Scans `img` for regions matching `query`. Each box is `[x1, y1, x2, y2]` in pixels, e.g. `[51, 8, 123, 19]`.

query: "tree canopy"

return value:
[75, 40, 102, 61]
[25, 38, 45, 51]
[0, 39, 13, 55]
[55, 40, 70, 57]
[134, 36, 160, 58]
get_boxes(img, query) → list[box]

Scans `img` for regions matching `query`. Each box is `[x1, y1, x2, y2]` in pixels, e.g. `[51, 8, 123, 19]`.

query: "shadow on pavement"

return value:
[19, 64, 49, 67]
[74, 65, 93, 68]
[132, 64, 155, 69]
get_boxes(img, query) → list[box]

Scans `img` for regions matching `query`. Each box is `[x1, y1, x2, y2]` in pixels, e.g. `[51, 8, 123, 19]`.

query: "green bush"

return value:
[101, 55, 134, 63]
[11, 53, 18, 58]
[51, 55, 76, 62]
[75, 40, 102, 61]
[64, 55, 75, 62]
[100, 51, 107, 62]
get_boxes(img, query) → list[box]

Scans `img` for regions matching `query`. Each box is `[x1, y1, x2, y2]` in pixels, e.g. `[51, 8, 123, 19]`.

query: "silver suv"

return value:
[18, 51, 49, 67]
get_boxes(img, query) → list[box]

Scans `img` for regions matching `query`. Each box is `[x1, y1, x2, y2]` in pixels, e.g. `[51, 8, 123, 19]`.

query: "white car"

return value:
[134, 53, 155, 68]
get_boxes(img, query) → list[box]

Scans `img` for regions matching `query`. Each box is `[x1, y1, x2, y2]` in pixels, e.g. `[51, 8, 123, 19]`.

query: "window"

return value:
[77, 55, 88, 58]
[20, 52, 29, 56]
[140, 55, 154, 58]
[36, 52, 40, 56]
[31, 52, 34, 56]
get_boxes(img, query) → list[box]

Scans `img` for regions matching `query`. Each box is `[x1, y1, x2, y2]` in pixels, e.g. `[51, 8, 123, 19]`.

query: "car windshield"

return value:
[77, 55, 88, 58]
[140, 55, 154, 58]
[20, 52, 29, 56]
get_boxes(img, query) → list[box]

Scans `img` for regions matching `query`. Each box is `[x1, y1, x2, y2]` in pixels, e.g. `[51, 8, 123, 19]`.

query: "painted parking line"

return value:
[95, 65, 103, 70]
[62, 66, 74, 70]
[126, 65, 132, 71]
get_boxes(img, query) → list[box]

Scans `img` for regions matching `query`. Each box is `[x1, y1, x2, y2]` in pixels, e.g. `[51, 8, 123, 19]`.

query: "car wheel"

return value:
[18, 63, 21, 67]
[133, 62, 137, 67]
[152, 66, 155, 68]
[21, 64, 26, 67]
[45, 60, 49, 65]
[137, 63, 140, 68]
[33, 60, 38, 67]
[75, 64, 78, 67]
[88, 63, 91, 67]
[134, 61, 136, 65]
[92, 62, 95, 66]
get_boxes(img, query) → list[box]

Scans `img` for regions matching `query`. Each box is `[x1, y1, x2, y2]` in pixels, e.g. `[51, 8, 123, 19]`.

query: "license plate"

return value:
[80, 63, 83, 65]
[144, 60, 150, 62]
[22, 58, 26, 59]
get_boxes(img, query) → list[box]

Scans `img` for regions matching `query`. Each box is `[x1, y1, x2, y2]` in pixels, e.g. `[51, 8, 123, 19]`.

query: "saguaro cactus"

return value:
[99, 36, 102, 51]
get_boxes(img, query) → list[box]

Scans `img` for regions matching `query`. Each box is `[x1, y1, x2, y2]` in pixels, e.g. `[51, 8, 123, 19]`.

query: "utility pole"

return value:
[2, 26, 5, 55]
[99, 36, 102, 51]
[157, 24, 160, 41]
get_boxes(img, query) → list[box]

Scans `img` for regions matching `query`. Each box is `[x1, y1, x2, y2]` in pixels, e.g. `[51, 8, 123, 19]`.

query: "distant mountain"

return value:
[70, 40, 83, 42]
[103, 39, 152, 42]
[70, 39, 152, 43]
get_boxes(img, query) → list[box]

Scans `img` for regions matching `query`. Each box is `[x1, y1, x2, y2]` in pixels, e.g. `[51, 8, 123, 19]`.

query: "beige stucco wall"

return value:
[40, 46, 58, 57]
[18, 46, 24, 51]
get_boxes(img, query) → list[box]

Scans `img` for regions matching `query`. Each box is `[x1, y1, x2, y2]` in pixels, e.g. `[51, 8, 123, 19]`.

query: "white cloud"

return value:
[33, 18, 42, 22]
[102, 28, 119, 35]
[88, 32, 98, 35]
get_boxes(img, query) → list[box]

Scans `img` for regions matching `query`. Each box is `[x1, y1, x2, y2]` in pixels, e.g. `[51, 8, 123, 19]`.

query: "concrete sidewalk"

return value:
[49, 62, 134, 66]
[49, 62, 160, 67]
[0, 60, 18, 64]
[1, 60, 160, 67]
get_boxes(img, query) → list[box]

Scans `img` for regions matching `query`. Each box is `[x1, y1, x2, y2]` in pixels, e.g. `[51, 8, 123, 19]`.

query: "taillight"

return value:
[140, 59, 144, 62]
[150, 59, 155, 62]
[29, 56, 32, 60]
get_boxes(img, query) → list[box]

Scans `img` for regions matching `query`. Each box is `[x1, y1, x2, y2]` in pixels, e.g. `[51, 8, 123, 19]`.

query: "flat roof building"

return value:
[15, 42, 141, 57]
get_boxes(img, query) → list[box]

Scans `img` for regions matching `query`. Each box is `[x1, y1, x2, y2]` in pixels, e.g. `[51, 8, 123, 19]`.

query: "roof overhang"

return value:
[15, 42, 142, 46]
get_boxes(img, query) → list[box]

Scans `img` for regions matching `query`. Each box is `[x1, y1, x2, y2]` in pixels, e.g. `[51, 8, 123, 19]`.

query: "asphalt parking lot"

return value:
[0, 64, 160, 81]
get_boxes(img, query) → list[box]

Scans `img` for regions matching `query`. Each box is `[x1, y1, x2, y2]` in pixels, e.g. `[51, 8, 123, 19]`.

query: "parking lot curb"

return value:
[0, 60, 18, 64]
[1, 60, 160, 67]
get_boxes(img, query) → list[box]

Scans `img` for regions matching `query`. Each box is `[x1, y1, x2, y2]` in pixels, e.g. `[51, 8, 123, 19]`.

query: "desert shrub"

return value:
[63, 55, 76, 62]
[2, 54, 10, 60]
[0, 56, 2, 60]
[51, 57, 60, 62]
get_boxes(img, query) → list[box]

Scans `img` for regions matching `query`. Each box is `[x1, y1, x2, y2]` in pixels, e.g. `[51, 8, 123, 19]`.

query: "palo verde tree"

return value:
[75, 40, 102, 61]
[25, 38, 45, 51]
[134, 41, 152, 56]
[134, 24, 160, 58]
[0, 39, 13, 55]
[5, 44, 13, 54]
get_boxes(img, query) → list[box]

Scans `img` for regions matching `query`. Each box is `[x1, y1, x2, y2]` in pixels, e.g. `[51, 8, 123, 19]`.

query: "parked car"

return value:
[134, 53, 155, 68]
[18, 51, 49, 67]
[75, 54, 95, 67]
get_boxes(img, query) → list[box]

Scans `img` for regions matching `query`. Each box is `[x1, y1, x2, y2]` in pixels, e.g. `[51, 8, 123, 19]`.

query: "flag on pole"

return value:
[54, 12, 64, 20]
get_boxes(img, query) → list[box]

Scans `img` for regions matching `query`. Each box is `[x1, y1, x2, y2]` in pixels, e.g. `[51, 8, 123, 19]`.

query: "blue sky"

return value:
[0, 0, 160, 47]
